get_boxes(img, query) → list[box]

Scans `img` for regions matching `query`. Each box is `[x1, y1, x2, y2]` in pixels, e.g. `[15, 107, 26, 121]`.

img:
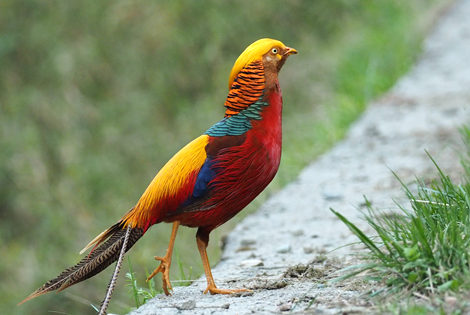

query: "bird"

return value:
[20, 38, 297, 304]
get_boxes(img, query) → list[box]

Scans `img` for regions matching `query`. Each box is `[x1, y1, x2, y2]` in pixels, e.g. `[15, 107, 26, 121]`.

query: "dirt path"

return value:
[129, 1, 470, 314]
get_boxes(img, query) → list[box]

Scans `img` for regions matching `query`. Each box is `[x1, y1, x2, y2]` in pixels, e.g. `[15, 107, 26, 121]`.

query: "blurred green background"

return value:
[1, 0, 446, 314]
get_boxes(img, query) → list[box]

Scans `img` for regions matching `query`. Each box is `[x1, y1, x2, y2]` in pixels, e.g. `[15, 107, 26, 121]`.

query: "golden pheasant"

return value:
[20, 38, 297, 305]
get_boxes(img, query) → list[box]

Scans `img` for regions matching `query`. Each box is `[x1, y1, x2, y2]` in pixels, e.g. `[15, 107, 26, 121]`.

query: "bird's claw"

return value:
[203, 285, 252, 295]
[146, 255, 172, 295]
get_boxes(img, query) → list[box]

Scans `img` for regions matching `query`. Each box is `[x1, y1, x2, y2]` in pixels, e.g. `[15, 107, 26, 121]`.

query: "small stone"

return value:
[277, 244, 292, 254]
[321, 185, 343, 201]
[175, 300, 196, 310]
[303, 246, 314, 254]
[241, 258, 264, 267]
[279, 303, 292, 311]
[291, 229, 304, 236]
[240, 239, 257, 246]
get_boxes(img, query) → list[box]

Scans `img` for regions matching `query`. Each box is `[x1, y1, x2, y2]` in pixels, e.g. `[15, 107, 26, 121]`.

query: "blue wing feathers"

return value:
[182, 158, 216, 206]
[193, 158, 216, 198]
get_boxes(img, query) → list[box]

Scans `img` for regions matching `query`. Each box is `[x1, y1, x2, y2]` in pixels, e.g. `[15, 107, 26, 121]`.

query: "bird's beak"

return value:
[284, 47, 298, 56]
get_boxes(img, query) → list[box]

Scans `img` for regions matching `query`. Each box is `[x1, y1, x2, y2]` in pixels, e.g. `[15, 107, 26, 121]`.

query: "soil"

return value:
[129, 1, 470, 314]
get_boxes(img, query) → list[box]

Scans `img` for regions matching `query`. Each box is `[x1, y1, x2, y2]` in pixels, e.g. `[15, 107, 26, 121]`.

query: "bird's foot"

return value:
[203, 285, 252, 295]
[146, 255, 172, 295]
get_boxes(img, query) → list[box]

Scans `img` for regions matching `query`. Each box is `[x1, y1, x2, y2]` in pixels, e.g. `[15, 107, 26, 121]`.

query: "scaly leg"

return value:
[196, 228, 251, 295]
[147, 221, 180, 295]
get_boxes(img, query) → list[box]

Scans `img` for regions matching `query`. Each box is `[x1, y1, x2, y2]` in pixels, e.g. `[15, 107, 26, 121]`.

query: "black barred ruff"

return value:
[224, 60, 265, 117]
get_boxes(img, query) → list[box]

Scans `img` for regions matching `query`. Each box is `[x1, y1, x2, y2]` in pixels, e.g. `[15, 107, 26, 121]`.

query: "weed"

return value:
[332, 130, 470, 301]
[126, 258, 160, 308]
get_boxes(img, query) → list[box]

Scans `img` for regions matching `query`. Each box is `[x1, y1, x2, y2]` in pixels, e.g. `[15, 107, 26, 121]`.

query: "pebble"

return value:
[321, 185, 344, 201]
[240, 258, 264, 267]
[291, 229, 304, 236]
[240, 239, 257, 246]
[279, 303, 292, 311]
[175, 300, 196, 311]
[276, 244, 292, 254]
[303, 246, 314, 254]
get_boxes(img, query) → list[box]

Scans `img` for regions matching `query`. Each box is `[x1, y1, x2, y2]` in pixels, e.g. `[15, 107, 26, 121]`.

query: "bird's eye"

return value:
[271, 48, 278, 54]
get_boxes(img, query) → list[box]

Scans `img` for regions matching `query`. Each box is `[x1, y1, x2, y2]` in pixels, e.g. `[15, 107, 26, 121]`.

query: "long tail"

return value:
[19, 222, 144, 305]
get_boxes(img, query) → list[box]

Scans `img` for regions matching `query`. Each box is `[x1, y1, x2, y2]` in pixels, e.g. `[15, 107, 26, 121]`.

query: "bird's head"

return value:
[228, 38, 298, 89]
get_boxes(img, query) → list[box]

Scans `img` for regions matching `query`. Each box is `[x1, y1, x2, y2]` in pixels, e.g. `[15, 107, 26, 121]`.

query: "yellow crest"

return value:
[228, 38, 286, 89]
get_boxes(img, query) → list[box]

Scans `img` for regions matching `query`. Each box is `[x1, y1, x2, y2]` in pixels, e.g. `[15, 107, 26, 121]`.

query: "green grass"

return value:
[1, 1, 447, 314]
[126, 258, 159, 308]
[332, 127, 470, 312]
[126, 253, 195, 311]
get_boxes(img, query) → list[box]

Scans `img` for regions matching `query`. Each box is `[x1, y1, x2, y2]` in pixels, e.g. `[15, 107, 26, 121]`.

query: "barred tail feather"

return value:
[79, 222, 122, 255]
[19, 224, 144, 305]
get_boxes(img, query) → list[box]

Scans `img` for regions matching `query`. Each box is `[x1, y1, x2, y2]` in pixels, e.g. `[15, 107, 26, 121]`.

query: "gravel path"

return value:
[130, 1, 470, 314]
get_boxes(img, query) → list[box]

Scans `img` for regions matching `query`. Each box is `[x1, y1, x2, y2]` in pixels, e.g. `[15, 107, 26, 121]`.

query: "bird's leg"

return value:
[196, 228, 251, 295]
[146, 221, 180, 295]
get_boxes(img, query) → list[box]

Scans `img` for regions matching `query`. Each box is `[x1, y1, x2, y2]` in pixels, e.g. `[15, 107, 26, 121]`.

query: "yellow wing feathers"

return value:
[122, 135, 209, 228]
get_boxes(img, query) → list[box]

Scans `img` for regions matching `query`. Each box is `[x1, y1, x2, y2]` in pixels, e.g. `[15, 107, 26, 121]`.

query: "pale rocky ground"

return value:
[129, 1, 470, 314]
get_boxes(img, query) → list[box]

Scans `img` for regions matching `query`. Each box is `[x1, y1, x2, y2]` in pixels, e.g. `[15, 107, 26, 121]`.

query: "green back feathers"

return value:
[205, 97, 268, 136]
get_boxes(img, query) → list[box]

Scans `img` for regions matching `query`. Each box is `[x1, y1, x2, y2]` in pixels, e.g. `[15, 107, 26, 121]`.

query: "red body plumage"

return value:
[168, 85, 282, 229]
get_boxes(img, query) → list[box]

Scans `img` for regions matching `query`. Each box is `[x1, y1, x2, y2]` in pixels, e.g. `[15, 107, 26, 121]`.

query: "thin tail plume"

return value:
[19, 223, 144, 305]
